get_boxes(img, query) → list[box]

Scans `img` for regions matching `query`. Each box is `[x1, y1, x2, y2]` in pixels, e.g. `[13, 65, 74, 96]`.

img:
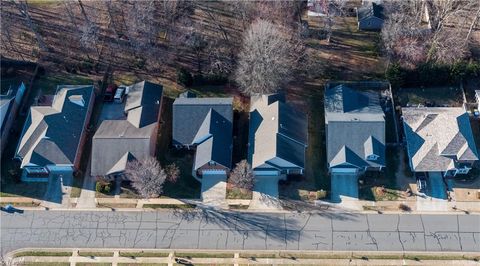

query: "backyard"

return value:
[395, 86, 464, 107]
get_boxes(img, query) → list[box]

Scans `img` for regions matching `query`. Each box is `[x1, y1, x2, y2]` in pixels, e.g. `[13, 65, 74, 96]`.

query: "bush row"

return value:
[176, 67, 228, 87]
[386, 61, 480, 89]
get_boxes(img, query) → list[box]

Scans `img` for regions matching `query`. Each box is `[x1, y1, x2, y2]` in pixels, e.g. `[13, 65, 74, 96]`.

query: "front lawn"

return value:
[226, 185, 252, 200]
[358, 147, 403, 201]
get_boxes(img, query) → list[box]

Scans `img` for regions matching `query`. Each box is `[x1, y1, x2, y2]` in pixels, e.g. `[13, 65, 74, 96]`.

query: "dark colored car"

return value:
[104, 84, 118, 102]
[1, 204, 24, 214]
[174, 258, 192, 265]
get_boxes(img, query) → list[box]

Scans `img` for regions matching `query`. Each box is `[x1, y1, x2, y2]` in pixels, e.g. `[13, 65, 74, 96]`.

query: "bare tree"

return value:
[229, 160, 254, 191]
[14, 0, 48, 54]
[125, 157, 166, 199]
[234, 19, 304, 95]
[165, 163, 180, 183]
[382, 0, 479, 66]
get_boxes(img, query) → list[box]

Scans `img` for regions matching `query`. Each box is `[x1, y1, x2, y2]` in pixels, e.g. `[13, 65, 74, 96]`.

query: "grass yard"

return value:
[396, 86, 464, 107]
[0, 201, 40, 207]
[143, 204, 196, 209]
[32, 71, 94, 96]
[13, 251, 72, 258]
[78, 251, 114, 257]
[0, 131, 47, 198]
[120, 251, 170, 257]
[359, 147, 402, 201]
[279, 81, 328, 200]
[226, 186, 252, 200]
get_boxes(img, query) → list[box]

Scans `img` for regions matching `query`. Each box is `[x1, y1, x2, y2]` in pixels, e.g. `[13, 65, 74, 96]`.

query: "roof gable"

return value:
[15, 85, 94, 167]
[403, 107, 479, 172]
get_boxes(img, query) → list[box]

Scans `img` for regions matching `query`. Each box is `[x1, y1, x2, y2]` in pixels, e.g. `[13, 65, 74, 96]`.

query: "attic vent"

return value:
[68, 95, 85, 107]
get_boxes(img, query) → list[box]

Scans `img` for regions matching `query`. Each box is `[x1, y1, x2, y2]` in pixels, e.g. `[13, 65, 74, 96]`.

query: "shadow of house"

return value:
[90, 81, 163, 178]
[14, 85, 95, 183]
[1, 82, 26, 153]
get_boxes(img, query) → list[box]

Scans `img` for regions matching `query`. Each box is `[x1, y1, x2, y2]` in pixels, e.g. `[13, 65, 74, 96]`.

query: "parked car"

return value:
[103, 84, 117, 102]
[1, 204, 24, 214]
[416, 173, 427, 194]
[114, 86, 126, 103]
[174, 257, 192, 265]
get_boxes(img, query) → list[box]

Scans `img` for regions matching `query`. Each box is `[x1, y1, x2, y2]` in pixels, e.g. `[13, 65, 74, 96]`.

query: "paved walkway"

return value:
[76, 160, 96, 209]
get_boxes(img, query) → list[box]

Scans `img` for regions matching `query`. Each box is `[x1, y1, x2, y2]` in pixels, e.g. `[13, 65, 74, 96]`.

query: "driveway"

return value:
[201, 174, 227, 208]
[249, 176, 281, 210]
[330, 173, 358, 203]
[417, 172, 448, 211]
[427, 172, 447, 199]
[42, 171, 73, 208]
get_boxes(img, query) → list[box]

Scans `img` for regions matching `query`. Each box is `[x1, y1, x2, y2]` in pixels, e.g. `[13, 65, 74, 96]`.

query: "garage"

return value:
[253, 170, 279, 176]
[201, 169, 227, 175]
[331, 168, 358, 174]
[47, 165, 73, 172]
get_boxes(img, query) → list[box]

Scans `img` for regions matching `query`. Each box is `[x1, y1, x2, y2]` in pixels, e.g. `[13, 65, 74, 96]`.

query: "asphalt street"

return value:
[1, 210, 479, 255]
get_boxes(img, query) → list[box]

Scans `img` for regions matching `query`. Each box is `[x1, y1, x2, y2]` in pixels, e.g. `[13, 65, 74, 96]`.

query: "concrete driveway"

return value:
[249, 176, 282, 210]
[330, 173, 358, 203]
[427, 172, 447, 199]
[42, 171, 73, 208]
[417, 172, 448, 211]
[201, 174, 227, 208]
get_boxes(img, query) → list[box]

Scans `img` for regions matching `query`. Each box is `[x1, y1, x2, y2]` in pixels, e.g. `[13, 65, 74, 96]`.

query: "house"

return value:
[402, 107, 479, 177]
[248, 94, 308, 178]
[91, 81, 163, 177]
[172, 96, 233, 177]
[325, 85, 386, 175]
[356, 2, 384, 31]
[1, 82, 26, 152]
[14, 85, 94, 182]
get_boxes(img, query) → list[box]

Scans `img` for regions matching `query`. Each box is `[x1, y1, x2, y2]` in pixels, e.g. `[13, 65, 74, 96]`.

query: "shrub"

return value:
[95, 177, 114, 194]
[398, 203, 411, 212]
[135, 57, 146, 69]
[385, 63, 406, 89]
[177, 67, 193, 87]
[95, 182, 103, 193]
[316, 190, 327, 199]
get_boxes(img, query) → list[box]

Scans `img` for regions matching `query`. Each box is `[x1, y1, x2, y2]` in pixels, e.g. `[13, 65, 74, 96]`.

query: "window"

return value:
[367, 154, 379, 161]
[208, 161, 216, 166]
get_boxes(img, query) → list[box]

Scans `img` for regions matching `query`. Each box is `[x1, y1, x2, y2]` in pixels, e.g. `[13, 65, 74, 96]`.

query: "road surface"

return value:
[1, 210, 479, 255]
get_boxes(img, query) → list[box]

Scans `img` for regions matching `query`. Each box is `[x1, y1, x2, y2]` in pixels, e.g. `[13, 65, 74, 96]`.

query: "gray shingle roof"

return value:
[173, 97, 233, 170]
[357, 2, 384, 21]
[15, 85, 94, 168]
[248, 94, 308, 170]
[325, 85, 386, 169]
[91, 81, 163, 176]
[402, 107, 479, 172]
